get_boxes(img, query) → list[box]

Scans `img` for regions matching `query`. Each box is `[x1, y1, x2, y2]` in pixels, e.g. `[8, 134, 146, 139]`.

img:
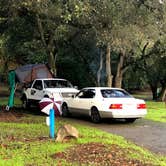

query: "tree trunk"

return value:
[114, 52, 125, 88]
[97, 49, 103, 86]
[36, 14, 57, 76]
[47, 29, 57, 76]
[115, 75, 123, 88]
[150, 85, 158, 100]
[158, 86, 166, 101]
[106, 43, 113, 87]
[48, 52, 57, 76]
[162, 88, 166, 102]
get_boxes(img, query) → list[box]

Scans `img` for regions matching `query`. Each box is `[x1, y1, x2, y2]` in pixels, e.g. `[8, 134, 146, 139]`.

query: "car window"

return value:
[77, 89, 95, 98]
[101, 89, 133, 98]
[33, 80, 43, 90]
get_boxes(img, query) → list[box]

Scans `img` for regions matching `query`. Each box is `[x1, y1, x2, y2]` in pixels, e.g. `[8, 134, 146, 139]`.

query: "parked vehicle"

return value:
[62, 87, 147, 123]
[21, 78, 78, 109]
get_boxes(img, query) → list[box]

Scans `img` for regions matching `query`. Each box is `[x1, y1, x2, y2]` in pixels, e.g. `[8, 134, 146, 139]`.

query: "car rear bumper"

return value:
[99, 109, 147, 118]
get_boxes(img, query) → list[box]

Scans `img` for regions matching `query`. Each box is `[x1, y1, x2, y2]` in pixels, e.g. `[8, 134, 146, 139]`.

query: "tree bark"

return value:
[47, 33, 57, 76]
[115, 75, 123, 88]
[150, 85, 158, 100]
[36, 14, 57, 76]
[97, 49, 103, 86]
[161, 88, 166, 102]
[106, 43, 113, 87]
[114, 52, 125, 88]
[48, 52, 57, 76]
[36, 14, 47, 48]
[158, 83, 166, 101]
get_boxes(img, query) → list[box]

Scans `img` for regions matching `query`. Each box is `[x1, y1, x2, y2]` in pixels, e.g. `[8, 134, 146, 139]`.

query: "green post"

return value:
[7, 70, 15, 110]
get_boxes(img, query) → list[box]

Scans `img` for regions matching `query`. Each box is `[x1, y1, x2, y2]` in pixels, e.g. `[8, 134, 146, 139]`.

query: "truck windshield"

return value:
[44, 80, 73, 88]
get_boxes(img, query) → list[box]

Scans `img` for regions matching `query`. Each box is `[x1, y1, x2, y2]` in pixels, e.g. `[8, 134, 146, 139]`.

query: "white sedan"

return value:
[62, 87, 147, 123]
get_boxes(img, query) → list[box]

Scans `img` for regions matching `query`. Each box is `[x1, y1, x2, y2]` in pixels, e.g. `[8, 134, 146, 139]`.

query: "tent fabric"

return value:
[15, 64, 53, 83]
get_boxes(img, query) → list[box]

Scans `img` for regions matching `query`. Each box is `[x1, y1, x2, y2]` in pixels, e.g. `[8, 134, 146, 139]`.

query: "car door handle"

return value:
[31, 90, 36, 95]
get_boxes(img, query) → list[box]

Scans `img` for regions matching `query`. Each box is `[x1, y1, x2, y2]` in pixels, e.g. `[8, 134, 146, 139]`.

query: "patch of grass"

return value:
[0, 97, 10, 105]
[146, 101, 166, 123]
[0, 116, 72, 166]
[0, 115, 165, 166]
[0, 97, 22, 106]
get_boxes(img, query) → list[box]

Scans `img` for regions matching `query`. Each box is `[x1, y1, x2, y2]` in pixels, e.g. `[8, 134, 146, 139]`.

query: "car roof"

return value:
[82, 87, 124, 91]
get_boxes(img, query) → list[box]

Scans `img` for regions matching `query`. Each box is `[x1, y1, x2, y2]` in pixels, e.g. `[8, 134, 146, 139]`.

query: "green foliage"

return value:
[0, 0, 166, 91]
[123, 67, 148, 90]
[56, 31, 98, 88]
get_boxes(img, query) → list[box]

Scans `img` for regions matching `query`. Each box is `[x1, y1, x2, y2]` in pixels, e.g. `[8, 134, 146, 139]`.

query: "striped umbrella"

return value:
[39, 97, 62, 116]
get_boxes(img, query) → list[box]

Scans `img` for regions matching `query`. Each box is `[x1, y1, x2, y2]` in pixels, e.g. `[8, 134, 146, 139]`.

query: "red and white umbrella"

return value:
[39, 97, 62, 116]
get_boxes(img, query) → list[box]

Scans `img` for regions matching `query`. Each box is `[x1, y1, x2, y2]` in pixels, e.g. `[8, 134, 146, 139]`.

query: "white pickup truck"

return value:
[21, 78, 79, 109]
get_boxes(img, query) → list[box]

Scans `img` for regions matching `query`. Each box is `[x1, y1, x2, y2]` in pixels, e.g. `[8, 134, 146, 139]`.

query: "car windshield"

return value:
[44, 80, 73, 88]
[101, 89, 133, 98]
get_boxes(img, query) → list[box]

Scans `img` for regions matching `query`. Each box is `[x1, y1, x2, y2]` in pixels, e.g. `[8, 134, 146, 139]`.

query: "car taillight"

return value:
[137, 104, 146, 109]
[109, 104, 122, 109]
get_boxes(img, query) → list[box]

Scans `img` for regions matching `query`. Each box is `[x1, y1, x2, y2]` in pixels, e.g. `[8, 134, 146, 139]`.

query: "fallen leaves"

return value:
[51, 142, 152, 166]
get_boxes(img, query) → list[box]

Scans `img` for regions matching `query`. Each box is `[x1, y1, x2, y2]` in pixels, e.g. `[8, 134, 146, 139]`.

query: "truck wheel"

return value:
[22, 96, 30, 109]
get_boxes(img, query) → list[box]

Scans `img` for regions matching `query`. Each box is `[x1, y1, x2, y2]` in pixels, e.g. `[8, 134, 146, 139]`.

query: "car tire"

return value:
[125, 118, 136, 123]
[90, 107, 101, 123]
[22, 96, 30, 109]
[62, 103, 69, 117]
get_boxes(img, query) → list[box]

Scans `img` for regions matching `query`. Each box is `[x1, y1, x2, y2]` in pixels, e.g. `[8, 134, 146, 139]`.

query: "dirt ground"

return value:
[0, 108, 23, 122]
[51, 142, 152, 166]
[0, 109, 153, 166]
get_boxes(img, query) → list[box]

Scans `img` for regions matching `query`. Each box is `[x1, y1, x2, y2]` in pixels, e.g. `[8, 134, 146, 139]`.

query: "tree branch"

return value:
[36, 13, 47, 49]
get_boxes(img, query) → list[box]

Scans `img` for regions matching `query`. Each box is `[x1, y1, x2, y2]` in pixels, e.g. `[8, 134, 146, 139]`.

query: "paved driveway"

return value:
[95, 119, 166, 155]
[63, 117, 166, 155]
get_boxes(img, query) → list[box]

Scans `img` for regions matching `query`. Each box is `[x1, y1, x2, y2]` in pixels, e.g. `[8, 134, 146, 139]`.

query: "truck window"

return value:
[33, 80, 43, 90]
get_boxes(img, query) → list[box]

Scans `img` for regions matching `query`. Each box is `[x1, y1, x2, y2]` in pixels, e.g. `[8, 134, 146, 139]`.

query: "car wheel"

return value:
[90, 107, 101, 123]
[62, 103, 69, 117]
[22, 96, 30, 109]
[125, 118, 136, 123]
